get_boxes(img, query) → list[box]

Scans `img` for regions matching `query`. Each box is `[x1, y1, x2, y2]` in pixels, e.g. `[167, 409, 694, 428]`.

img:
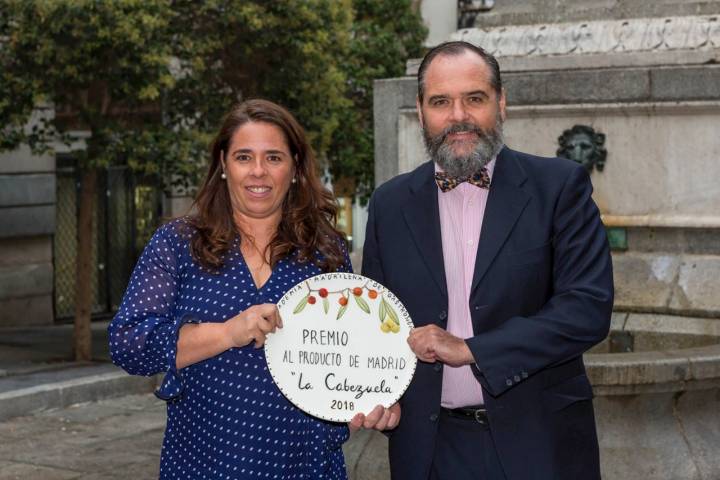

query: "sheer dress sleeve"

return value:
[108, 222, 198, 401]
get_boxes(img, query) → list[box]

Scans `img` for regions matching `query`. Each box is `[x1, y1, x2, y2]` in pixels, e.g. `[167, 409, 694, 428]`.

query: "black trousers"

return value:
[429, 409, 507, 480]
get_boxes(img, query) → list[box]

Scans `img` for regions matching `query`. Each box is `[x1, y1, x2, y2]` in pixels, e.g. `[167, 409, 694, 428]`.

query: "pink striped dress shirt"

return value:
[437, 159, 496, 409]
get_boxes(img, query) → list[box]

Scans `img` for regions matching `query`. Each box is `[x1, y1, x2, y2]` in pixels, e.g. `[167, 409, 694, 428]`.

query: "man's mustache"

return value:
[439, 123, 484, 143]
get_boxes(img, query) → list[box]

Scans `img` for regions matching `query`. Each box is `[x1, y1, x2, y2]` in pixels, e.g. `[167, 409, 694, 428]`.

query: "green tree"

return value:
[165, 0, 353, 157]
[330, 0, 426, 201]
[0, 0, 424, 360]
[0, 0, 191, 361]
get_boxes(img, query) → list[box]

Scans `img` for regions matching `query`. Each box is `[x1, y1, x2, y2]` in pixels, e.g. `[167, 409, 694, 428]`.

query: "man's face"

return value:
[418, 51, 506, 177]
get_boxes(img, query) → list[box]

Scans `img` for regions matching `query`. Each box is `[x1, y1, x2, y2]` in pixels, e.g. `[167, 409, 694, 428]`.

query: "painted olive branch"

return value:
[291, 283, 401, 333]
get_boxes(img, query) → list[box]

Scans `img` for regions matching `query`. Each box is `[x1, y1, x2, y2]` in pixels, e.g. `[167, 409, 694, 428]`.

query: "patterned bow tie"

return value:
[434, 168, 491, 192]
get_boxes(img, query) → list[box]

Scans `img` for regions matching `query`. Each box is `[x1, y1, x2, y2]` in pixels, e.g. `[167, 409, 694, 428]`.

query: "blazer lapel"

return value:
[402, 162, 448, 299]
[470, 147, 530, 295]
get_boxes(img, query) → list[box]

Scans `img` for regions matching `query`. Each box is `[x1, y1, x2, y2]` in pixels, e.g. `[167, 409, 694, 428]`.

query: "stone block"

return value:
[651, 66, 720, 102]
[670, 345, 720, 382]
[588, 349, 693, 387]
[611, 311, 628, 331]
[0, 236, 52, 266]
[624, 314, 720, 352]
[502, 102, 720, 219]
[373, 77, 417, 187]
[397, 109, 427, 175]
[673, 388, 720, 478]
[595, 390, 710, 480]
[670, 256, 720, 316]
[626, 228, 720, 255]
[0, 263, 53, 300]
[473, 0, 720, 28]
[0, 295, 53, 327]
[0, 365, 158, 421]
[625, 313, 720, 338]
[505, 69, 651, 105]
[0, 144, 55, 174]
[0, 205, 55, 238]
[0, 174, 56, 207]
[405, 65, 720, 105]
[611, 253, 679, 311]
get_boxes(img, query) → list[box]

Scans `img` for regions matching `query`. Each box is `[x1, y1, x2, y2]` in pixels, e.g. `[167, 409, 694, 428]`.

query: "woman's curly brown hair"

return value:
[187, 99, 346, 272]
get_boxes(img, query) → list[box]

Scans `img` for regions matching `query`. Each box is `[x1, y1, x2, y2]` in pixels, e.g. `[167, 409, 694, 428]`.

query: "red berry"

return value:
[339, 297, 348, 306]
[368, 289, 378, 299]
[318, 288, 328, 298]
[307, 296, 316, 305]
[352, 287, 363, 296]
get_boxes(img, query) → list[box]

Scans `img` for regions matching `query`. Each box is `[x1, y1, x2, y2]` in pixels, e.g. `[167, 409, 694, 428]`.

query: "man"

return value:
[361, 41, 613, 480]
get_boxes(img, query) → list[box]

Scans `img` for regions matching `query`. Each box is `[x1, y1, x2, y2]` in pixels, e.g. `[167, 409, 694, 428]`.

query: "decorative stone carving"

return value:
[452, 15, 720, 58]
[557, 125, 607, 173]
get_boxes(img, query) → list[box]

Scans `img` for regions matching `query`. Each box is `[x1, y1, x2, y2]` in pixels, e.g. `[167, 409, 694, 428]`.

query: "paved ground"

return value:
[0, 395, 164, 480]
[0, 394, 390, 480]
[0, 322, 390, 479]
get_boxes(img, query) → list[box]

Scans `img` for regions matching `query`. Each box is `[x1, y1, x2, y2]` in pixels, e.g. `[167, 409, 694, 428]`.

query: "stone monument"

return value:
[365, 1, 720, 479]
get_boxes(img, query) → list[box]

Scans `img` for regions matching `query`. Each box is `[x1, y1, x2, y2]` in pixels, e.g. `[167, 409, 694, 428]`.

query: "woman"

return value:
[109, 99, 356, 479]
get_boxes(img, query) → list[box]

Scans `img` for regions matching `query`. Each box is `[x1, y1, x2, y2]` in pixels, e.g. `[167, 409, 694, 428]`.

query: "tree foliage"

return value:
[1, 0, 425, 194]
[0, 0, 425, 358]
[165, 0, 353, 164]
[1, 1, 183, 170]
[331, 0, 426, 201]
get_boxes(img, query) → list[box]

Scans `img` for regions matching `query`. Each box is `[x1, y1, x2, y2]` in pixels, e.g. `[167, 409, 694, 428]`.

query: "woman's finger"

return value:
[253, 330, 267, 348]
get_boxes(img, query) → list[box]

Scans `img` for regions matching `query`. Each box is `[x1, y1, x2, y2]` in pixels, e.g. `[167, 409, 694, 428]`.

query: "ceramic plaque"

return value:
[265, 273, 417, 422]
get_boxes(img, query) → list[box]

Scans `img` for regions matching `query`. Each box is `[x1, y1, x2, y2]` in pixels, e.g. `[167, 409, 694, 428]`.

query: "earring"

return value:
[221, 172, 227, 179]
[291, 177, 297, 184]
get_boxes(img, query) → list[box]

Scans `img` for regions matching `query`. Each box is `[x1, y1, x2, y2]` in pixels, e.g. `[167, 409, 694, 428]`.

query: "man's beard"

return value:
[423, 116, 505, 178]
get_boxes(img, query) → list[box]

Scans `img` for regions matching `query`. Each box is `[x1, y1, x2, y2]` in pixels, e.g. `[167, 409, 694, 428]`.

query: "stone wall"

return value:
[0, 138, 56, 326]
[373, 11, 720, 317]
[473, 0, 720, 28]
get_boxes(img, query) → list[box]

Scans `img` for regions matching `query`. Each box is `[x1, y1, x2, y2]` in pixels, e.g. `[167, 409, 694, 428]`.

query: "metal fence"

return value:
[54, 159, 163, 320]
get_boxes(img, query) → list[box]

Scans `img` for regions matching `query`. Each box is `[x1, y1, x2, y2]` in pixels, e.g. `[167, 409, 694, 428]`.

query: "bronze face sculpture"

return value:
[557, 125, 607, 173]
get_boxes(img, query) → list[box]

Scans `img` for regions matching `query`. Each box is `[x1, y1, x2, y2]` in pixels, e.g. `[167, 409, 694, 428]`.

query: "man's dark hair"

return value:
[417, 41, 502, 103]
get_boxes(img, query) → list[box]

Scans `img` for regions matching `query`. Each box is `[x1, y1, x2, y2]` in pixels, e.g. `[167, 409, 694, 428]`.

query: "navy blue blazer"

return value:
[361, 146, 613, 480]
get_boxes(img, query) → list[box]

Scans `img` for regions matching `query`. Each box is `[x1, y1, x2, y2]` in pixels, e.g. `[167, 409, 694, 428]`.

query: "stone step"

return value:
[0, 363, 158, 421]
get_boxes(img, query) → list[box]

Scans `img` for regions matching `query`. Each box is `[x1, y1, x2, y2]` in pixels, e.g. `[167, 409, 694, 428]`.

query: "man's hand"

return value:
[349, 403, 400, 434]
[407, 324, 474, 367]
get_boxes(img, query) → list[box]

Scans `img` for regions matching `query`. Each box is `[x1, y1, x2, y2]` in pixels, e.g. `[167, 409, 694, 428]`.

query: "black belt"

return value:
[440, 406, 488, 424]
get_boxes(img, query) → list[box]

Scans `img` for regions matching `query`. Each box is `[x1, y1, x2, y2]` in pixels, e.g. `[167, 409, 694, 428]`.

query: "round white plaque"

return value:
[266, 273, 417, 422]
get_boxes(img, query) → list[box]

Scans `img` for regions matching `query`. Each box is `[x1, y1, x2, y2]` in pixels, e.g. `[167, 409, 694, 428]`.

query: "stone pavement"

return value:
[0, 394, 164, 480]
[0, 322, 391, 479]
[0, 394, 390, 480]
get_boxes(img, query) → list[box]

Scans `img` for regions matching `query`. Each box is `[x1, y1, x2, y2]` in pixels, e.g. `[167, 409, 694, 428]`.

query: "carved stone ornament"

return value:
[452, 15, 720, 58]
[557, 125, 607, 173]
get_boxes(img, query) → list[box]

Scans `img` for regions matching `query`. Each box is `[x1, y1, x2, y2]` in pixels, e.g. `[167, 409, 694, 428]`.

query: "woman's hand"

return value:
[349, 403, 401, 433]
[224, 303, 283, 349]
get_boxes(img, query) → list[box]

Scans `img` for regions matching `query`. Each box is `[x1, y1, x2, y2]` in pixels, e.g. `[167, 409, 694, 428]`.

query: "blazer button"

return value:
[434, 363, 442, 372]
[506, 378, 513, 386]
[514, 375, 521, 382]
[430, 413, 438, 422]
[438, 310, 447, 320]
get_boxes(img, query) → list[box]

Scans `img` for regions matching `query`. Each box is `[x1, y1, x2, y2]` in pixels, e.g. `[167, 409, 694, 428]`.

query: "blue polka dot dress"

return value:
[109, 218, 350, 479]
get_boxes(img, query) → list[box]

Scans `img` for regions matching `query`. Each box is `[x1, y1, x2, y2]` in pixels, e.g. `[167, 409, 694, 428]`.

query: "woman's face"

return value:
[223, 121, 296, 222]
